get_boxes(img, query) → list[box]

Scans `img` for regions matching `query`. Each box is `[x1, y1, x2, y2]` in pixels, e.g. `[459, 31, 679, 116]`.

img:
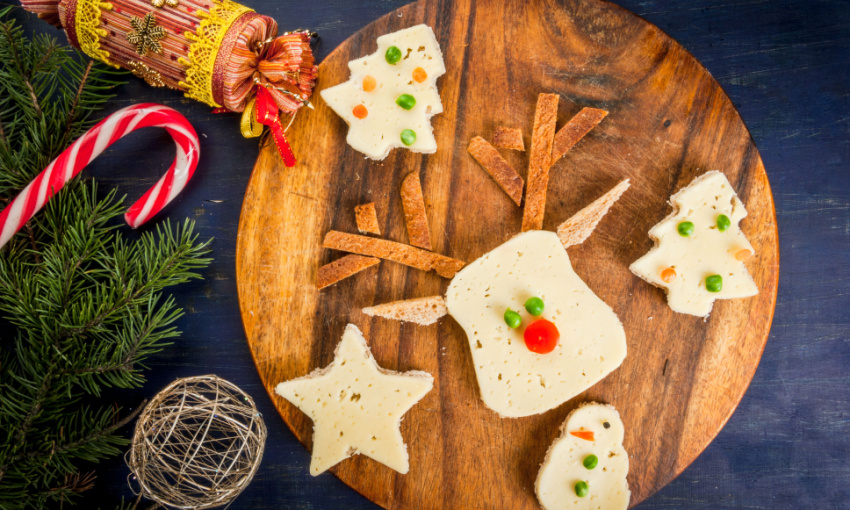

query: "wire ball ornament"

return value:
[127, 375, 267, 509]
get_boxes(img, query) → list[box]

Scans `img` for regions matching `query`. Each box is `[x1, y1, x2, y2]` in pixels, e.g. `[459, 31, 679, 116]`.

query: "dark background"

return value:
[10, 0, 850, 508]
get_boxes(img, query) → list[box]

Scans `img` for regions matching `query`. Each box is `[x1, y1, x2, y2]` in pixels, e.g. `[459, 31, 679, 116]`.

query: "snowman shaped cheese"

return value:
[360, 178, 632, 418]
[443, 169, 630, 418]
[535, 403, 630, 510]
[446, 229, 627, 418]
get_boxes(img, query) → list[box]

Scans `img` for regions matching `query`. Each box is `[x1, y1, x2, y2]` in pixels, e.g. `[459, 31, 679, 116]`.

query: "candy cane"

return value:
[0, 104, 200, 249]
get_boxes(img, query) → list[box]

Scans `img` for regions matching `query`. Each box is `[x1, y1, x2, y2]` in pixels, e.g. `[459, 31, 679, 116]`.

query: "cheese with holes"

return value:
[445, 230, 627, 418]
[629, 171, 758, 317]
[536, 403, 630, 510]
[275, 324, 433, 475]
[321, 24, 445, 159]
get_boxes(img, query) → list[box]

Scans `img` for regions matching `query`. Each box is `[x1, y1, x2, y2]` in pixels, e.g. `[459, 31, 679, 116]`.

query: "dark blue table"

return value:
[15, 0, 850, 508]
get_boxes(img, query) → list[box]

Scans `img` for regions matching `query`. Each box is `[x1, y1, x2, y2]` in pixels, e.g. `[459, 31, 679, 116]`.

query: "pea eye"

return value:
[503, 308, 521, 329]
[677, 221, 694, 237]
[716, 214, 731, 232]
[574, 481, 589, 497]
[524, 297, 544, 316]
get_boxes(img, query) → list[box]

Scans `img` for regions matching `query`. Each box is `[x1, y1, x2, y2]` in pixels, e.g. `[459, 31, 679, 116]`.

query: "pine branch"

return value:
[24, 79, 42, 119]
[8, 400, 147, 467]
[0, 11, 24, 76]
[60, 60, 93, 150]
[0, 10, 212, 509]
[24, 223, 42, 264]
[0, 110, 8, 152]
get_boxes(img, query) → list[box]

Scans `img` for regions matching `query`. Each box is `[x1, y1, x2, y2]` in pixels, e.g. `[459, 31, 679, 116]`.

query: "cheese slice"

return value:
[629, 171, 758, 317]
[536, 403, 630, 510]
[445, 230, 627, 418]
[321, 24, 445, 160]
[275, 324, 433, 475]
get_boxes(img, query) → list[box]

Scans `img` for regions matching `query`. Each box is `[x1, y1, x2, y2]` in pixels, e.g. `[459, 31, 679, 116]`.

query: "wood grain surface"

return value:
[236, 0, 779, 508]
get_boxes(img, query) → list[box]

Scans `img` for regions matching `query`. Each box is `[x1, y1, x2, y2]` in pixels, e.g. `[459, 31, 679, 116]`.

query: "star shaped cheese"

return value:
[535, 403, 630, 510]
[275, 324, 433, 475]
[630, 171, 758, 317]
[321, 24, 445, 159]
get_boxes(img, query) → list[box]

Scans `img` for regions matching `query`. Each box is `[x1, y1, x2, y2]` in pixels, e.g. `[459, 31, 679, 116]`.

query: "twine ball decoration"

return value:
[128, 375, 267, 509]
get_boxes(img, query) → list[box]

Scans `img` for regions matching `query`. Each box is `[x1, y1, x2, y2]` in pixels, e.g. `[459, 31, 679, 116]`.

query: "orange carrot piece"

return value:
[570, 430, 595, 441]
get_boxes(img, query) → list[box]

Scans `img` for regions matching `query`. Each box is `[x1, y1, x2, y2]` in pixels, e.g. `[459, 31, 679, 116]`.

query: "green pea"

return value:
[705, 274, 723, 293]
[400, 129, 416, 146]
[583, 454, 598, 470]
[574, 481, 589, 498]
[395, 94, 416, 110]
[524, 297, 544, 316]
[716, 214, 731, 232]
[504, 308, 522, 329]
[677, 221, 695, 237]
[385, 46, 402, 64]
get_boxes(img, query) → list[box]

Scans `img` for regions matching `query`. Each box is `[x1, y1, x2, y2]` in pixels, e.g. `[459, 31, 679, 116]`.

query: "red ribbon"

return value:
[254, 84, 296, 167]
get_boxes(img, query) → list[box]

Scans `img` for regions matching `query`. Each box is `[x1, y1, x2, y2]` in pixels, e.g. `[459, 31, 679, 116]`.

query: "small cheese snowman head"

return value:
[535, 403, 630, 510]
[445, 230, 627, 418]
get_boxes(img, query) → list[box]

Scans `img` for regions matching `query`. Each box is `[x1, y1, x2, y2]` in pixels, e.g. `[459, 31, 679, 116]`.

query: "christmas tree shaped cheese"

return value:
[445, 230, 627, 418]
[275, 324, 433, 475]
[536, 403, 630, 510]
[321, 24, 445, 159]
[630, 171, 758, 317]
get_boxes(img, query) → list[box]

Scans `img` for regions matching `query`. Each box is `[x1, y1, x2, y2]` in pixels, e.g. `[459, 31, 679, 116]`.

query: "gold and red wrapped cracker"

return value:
[21, 0, 318, 165]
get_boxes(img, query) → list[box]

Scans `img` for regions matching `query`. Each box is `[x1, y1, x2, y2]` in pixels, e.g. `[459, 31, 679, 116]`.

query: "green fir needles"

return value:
[0, 7, 212, 508]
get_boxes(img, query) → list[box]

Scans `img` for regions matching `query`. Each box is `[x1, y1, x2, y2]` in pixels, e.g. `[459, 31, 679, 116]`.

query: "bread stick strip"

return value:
[552, 107, 608, 161]
[318, 254, 380, 289]
[467, 136, 524, 206]
[400, 172, 433, 250]
[354, 203, 381, 235]
[521, 93, 559, 232]
[492, 126, 525, 151]
[363, 296, 447, 326]
[323, 231, 465, 278]
[557, 179, 630, 248]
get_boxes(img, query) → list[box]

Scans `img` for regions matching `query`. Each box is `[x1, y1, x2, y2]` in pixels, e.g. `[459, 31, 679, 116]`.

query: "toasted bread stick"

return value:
[323, 231, 464, 278]
[492, 126, 525, 151]
[400, 172, 433, 250]
[354, 203, 381, 235]
[521, 93, 559, 231]
[467, 136, 524, 206]
[318, 255, 380, 289]
[552, 108, 608, 161]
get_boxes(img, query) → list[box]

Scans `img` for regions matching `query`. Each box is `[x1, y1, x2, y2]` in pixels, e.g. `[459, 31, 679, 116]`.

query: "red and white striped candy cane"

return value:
[0, 103, 200, 249]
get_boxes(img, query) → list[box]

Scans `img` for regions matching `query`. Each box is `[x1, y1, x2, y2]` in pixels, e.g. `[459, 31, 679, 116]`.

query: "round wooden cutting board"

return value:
[236, 0, 779, 507]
